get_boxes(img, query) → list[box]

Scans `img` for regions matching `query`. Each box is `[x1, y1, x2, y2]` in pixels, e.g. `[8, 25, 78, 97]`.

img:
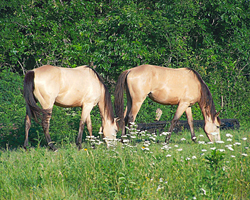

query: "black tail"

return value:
[23, 71, 46, 123]
[114, 70, 131, 120]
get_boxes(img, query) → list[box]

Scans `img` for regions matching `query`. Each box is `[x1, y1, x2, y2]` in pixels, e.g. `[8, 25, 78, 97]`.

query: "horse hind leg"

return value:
[165, 102, 189, 143]
[42, 109, 56, 151]
[126, 100, 144, 132]
[24, 112, 31, 150]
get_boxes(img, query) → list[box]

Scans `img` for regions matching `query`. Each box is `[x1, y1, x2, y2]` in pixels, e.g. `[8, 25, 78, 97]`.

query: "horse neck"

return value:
[98, 88, 114, 126]
[200, 105, 213, 124]
[198, 80, 216, 124]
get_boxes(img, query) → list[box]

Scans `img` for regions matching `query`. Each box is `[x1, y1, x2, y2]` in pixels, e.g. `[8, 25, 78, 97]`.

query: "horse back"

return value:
[127, 65, 201, 105]
[32, 65, 102, 108]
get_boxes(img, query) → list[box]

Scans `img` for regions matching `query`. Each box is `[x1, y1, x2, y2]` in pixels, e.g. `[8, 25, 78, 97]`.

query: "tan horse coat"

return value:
[24, 65, 117, 150]
[115, 65, 220, 142]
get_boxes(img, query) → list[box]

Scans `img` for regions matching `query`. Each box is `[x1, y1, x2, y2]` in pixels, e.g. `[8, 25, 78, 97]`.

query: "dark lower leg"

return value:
[165, 119, 178, 143]
[86, 115, 92, 137]
[76, 120, 84, 150]
[42, 111, 55, 151]
[24, 114, 31, 150]
[186, 107, 196, 142]
[165, 103, 189, 143]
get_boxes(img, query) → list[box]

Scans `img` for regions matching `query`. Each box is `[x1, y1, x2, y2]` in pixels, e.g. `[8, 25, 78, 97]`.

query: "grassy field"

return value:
[0, 127, 249, 199]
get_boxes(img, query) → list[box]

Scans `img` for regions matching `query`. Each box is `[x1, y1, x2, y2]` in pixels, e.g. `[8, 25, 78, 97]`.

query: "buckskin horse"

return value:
[24, 65, 118, 150]
[114, 65, 221, 143]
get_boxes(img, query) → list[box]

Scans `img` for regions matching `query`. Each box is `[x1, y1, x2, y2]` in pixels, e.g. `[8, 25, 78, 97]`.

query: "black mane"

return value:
[188, 68, 218, 122]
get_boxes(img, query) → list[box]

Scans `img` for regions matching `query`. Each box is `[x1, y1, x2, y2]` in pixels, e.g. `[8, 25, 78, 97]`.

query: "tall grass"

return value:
[0, 127, 249, 199]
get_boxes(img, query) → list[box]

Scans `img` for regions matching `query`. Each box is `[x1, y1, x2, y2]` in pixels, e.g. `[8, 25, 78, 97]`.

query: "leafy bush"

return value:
[0, 0, 249, 148]
[0, 68, 25, 148]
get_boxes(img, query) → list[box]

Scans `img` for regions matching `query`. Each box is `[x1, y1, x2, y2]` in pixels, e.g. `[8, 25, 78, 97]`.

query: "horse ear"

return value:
[114, 117, 120, 122]
[215, 111, 220, 118]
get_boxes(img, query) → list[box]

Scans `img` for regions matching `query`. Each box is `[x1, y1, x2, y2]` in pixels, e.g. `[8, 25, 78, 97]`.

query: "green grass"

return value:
[0, 128, 249, 199]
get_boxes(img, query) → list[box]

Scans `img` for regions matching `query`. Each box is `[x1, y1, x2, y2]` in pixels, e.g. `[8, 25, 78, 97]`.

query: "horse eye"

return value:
[216, 126, 220, 128]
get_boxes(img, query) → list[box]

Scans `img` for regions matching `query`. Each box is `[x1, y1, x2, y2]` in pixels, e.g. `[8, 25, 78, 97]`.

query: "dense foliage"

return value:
[0, 0, 249, 148]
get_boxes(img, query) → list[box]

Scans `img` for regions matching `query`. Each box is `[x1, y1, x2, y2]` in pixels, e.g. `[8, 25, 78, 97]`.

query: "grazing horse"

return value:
[114, 65, 221, 142]
[23, 65, 118, 150]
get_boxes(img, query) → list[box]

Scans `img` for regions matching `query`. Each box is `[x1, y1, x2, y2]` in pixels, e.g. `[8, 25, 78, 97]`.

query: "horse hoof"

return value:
[192, 136, 197, 143]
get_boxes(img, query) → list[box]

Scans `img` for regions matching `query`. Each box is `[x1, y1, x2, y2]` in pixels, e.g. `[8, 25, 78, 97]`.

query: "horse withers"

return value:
[23, 65, 118, 150]
[114, 64, 221, 143]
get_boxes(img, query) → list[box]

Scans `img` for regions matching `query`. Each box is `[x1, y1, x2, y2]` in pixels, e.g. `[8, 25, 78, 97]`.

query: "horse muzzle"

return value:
[208, 132, 221, 142]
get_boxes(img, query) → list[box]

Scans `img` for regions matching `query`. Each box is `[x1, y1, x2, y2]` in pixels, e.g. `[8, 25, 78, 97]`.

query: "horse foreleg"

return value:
[165, 103, 189, 143]
[42, 110, 56, 151]
[77, 120, 85, 150]
[24, 113, 31, 150]
[185, 106, 196, 142]
[77, 105, 93, 150]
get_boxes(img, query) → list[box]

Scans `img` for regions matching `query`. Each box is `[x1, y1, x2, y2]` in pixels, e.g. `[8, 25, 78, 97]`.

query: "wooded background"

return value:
[0, 0, 249, 148]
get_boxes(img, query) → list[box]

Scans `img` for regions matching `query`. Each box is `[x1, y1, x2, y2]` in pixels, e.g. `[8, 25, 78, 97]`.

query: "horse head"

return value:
[204, 112, 221, 142]
[102, 118, 119, 147]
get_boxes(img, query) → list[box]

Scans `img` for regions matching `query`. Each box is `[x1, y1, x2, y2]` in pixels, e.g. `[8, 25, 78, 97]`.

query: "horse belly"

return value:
[149, 85, 199, 106]
[55, 89, 99, 108]
[148, 90, 180, 105]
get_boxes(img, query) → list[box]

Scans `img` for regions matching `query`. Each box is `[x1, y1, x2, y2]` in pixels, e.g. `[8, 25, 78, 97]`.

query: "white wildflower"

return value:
[216, 140, 224, 144]
[157, 185, 164, 192]
[218, 149, 225, 152]
[242, 153, 248, 157]
[200, 188, 206, 195]
[199, 134, 204, 137]
[180, 138, 186, 141]
[141, 147, 149, 151]
[149, 136, 156, 141]
[210, 147, 216, 150]
[227, 138, 232, 142]
[192, 156, 197, 159]
[121, 135, 127, 138]
[242, 137, 247, 141]
[226, 133, 233, 137]
[234, 142, 241, 146]
[225, 145, 234, 151]
[198, 141, 205, 144]
[177, 148, 183, 151]
[228, 147, 234, 151]
[162, 132, 171, 136]
[166, 154, 172, 157]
